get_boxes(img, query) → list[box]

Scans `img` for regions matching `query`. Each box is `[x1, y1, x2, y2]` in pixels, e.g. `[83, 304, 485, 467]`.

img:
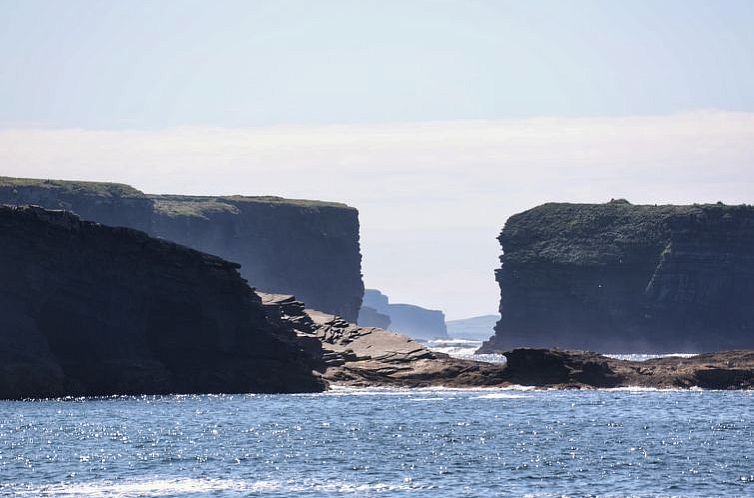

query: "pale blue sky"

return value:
[2, 0, 754, 128]
[2, 1, 754, 318]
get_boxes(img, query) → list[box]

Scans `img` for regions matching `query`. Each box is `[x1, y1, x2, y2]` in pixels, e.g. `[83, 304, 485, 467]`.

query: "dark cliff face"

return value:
[0, 205, 325, 398]
[481, 201, 754, 353]
[151, 195, 364, 322]
[360, 289, 448, 340]
[0, 177, 363, 322]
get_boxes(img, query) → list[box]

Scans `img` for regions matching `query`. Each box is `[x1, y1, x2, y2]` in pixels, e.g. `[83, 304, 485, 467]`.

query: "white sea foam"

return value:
[425, 338, 507, 364]
[428, 338, 700, 365]
[605, 353, 699, 362]
[473, 392, 528, 399]
[6, 477, 420, 497]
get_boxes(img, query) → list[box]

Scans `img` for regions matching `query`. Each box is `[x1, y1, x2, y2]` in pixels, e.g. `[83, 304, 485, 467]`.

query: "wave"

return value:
[428, 338, 701, 365]
[425, 338, 508, 364]
[473, 392, 528, 399]
[604, 353, 699, 362]
[5, 477, 424, 497]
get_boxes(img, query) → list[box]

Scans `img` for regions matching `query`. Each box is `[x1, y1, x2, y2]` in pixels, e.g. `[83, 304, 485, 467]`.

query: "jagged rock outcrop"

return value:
[0, 177, 363, 321]
[480, 200, 754, 353]
[359, 289, 448, 340]
[259, 293, 509, 388]
[258, 295, 754, 390]
[0, 205, 325, 398]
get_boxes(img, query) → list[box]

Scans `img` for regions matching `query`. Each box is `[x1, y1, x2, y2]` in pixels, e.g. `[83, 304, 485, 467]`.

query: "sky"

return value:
[2, 0, 754, 318]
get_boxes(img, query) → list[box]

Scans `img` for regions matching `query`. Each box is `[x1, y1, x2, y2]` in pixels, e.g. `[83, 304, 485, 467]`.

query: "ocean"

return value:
[1, 387, 752, 497]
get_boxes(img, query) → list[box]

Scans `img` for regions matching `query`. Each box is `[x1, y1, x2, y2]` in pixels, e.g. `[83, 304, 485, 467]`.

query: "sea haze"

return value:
[1, 390, 752, 497]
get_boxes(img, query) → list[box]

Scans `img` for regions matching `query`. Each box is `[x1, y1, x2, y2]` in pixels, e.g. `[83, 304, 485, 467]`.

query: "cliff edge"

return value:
[0, 177, 363, 321]
[481, 200, 754, 353]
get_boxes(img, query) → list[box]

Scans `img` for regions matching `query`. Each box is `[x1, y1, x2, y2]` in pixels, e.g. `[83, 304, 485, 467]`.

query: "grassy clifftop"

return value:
[500, 200, 751, 266]
[151, 194, 354, 219]
[0, 176, 146, 198]
[0, 177, 353, 212]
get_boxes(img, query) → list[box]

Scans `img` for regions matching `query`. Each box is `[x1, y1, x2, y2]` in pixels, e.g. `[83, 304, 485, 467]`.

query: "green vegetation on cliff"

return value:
[151, 194, 353, 220]
[502, 200, 750, 266]
[0, 176, 145, 199]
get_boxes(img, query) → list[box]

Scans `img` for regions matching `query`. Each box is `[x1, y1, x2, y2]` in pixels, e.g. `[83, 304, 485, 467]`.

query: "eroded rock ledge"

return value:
[259, 294, 754, 390]
[259, 293, 508, 388]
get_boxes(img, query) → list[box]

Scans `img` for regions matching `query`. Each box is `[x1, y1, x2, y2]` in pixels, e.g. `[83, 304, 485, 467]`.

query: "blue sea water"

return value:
[1, 388, 752, 497]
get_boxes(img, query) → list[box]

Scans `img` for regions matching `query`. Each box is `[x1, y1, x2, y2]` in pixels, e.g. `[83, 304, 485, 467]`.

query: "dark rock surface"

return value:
[3, 204, 749, 397]
[260, 293, 509, 388]
[359, 289, 448, 340]
[481, 201, 754, 353]
[0, 177, 363, 322]
[151, 195, 363, 322]
[501, 349, 754, 390]
[0, 205, 324, 399]
[260, 293, 754, 390]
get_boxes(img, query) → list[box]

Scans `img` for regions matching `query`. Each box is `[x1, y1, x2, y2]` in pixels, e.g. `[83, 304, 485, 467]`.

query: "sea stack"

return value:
[480, 200, 754, 353]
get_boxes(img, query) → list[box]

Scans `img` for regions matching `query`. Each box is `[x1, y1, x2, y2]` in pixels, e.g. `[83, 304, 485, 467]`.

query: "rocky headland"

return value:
[0, 177, 363, 321]
[0, 205, 325, 398]
[481, 200, 754, 353]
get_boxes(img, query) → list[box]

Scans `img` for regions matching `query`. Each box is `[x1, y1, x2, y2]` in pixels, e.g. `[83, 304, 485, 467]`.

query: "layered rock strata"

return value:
[260, 293, 509, 388]
[0, 177, 363, 321]
[481, 201, 754, 353]
[0, 205, 325, 398]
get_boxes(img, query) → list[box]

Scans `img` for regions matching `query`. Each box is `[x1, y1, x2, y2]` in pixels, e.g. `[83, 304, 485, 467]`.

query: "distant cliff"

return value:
[359, 289, 448, 340]
[0, 177, 363, 321]
[0, 206, 324, 398]
[480, 201, 754, 353]
[446, 315, 500, 341]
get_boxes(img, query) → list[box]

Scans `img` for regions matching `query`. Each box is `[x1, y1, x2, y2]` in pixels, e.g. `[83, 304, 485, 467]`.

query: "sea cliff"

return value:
[0, 205, 325, 398]
[480, 200, 754, 353]
[0, 177, 363, 321]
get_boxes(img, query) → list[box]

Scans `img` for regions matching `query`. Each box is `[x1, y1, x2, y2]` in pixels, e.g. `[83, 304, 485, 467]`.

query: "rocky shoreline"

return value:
[260, 294, 754, 391]
[0, 204, 752, 399]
